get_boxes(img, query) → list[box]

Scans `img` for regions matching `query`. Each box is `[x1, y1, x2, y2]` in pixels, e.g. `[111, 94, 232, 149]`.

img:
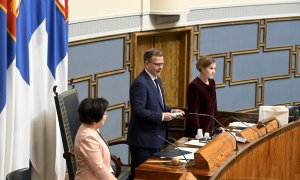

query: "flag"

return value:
[0, 0, 7, 112]
[0, 0, 8, 178]
[0, 0, 68, 179]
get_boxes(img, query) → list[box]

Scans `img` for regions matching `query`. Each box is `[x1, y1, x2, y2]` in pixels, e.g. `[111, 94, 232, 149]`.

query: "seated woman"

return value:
[75, 97, 117, 180]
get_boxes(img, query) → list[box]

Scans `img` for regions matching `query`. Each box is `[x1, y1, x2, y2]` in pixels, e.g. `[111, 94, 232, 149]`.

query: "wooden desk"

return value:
[135, 120, 300, 179]
[135, 137, 244, 180]
[212, 120, 300, 179]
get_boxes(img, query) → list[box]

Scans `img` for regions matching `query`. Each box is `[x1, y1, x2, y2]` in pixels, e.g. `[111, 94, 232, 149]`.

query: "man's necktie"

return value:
[154, 79, 163, 105]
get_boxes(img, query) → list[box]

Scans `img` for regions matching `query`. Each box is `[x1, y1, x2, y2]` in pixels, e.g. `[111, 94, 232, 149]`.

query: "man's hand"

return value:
[171, 109, 185, 117]
[163, 112, 177, 121]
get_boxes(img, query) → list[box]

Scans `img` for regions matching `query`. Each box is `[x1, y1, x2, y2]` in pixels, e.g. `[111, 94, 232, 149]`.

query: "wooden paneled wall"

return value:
[68, 17, 300, 144]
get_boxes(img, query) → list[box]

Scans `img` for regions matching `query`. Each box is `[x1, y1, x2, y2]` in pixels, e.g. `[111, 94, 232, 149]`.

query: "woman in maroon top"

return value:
[185, 56, 218, 137]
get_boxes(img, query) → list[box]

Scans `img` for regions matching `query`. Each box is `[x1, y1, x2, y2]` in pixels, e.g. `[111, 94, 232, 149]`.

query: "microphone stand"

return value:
[189, 113, 239, 151]
[257, 116, 280, 133]
[158, 135, 198, 180]
[257, 116, 278, 127]
[224, 116, 261, 138]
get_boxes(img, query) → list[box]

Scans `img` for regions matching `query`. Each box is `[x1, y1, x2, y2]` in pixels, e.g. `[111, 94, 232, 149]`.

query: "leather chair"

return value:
[6, 168, 31, 180]
[53, 85, 122, 180]
[287, 105, 300, 122]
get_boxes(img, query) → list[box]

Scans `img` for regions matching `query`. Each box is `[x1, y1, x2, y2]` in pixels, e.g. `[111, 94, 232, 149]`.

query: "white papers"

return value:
[259, 106, 289, 125]
[173, 147, 199, 161]
[171, 112, 184, 117]
[231, 132, 247, 143]
[229, 122, 256, 128]
[235, 135, 247, 143]
[230, 129, 242, 132]
[184, 139, 207, 147]
[177, 147, 199, 153]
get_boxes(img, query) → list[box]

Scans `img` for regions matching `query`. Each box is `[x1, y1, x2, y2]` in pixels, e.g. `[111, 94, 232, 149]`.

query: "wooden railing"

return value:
[211, 120, 300, 179]
[168, 109, 259, 140]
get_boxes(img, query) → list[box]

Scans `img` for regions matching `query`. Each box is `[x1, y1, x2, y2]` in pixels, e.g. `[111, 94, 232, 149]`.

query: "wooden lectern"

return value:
[236, 119, 280, 142]
[194, 132, 236, 170]
[179, 172, 197, 180]
[135, 120, 300, 179]
[211, 120, 300, 179]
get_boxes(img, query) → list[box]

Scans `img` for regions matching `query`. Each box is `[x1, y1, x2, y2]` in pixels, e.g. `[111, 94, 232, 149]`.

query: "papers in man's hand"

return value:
[172, 112, 184, 117]
[184, 140, 207, 147]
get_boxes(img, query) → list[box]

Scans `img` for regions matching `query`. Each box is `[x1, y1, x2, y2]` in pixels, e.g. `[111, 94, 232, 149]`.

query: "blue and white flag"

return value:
[0, 1, 8, 178]
[0, 0, 68, 179]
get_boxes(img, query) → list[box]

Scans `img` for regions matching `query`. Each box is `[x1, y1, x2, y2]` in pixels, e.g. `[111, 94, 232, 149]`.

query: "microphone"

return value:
[225, 116, 261, 138]
[257, 116, 276, 127]
[189, 113, 239, 151]
[211, 127, 223, 137]
[157, 135, 198, 180]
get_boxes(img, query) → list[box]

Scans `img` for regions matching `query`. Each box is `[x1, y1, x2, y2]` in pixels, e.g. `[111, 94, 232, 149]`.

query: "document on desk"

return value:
[153, 146, 191, 158]
[229, 121, 256, 128]
[231, 132, 247, 143]
[173, 147, 199, 162]
[184, 139, 207, 147]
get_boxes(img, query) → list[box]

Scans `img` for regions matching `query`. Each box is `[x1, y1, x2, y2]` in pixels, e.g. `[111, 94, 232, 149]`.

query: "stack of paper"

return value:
[184, 140, 207, 147]
[229, 121, 256, 128]
[173, 147, 199, 161]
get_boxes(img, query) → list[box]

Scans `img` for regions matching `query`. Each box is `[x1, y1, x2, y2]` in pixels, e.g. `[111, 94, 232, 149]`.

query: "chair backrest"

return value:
[6, 168, 31, 180]
[54, 86, 124, 179]
[54, 86, 81, 180]
[287, 105, 300, 122]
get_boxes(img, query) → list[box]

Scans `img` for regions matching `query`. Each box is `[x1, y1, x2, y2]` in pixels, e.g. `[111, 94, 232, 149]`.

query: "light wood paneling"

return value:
[212, 120, 300, 179]
[132, 27, 192, 107]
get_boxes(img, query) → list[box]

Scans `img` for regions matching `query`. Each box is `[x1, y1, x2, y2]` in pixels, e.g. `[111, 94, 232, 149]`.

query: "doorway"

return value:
[132, 27, 193, 107]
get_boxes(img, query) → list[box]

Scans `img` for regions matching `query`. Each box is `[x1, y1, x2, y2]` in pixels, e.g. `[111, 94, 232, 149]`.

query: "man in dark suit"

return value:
[126, 48, 185, 179]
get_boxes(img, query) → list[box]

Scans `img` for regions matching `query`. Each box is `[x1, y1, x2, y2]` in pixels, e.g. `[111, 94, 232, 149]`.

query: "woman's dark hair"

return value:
[78, 97, 109, 124]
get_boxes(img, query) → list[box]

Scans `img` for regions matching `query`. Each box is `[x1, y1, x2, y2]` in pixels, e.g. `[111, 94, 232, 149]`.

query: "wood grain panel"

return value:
[132, 35, 154, 79]
[212, 120, 300, 179]
[136, 121, 300, 180]
[155, 34, 181, 107]
[132, 28, 192, 107]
